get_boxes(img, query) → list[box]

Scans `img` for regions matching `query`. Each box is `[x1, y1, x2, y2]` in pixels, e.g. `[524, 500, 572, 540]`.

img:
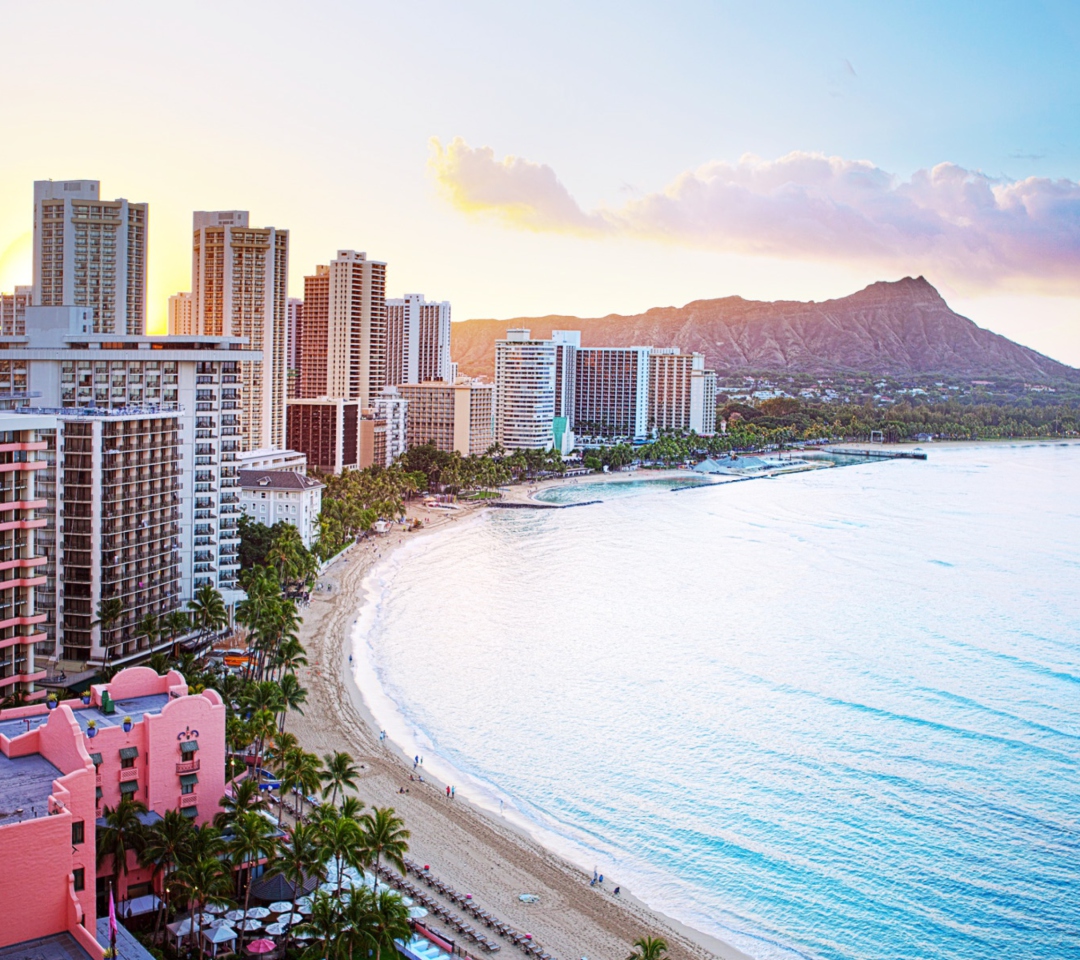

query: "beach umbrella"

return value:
[224, 909, 247, 923]
[203, 903, 228, 915]
[246, 906, 271, 919]
[264, 923, 288, 936]
[277, 912, 303, 925]
[237, 918, 263, 932]
[401, 897, 414, 907]
[409, 906, 428, 918]
[267, 901, 294, 914]
[293, 930, 313, 941]
[247, 939, 276, 954]
[295, 897, 313, 916]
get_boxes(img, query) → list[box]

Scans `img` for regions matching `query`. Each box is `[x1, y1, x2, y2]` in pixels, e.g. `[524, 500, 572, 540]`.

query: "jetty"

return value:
[824, 448, 928, 460]
[488, 500, 602, 510]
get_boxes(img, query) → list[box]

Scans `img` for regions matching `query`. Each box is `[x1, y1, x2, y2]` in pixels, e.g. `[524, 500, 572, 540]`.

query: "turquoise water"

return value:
[354, 443, 1080, 960]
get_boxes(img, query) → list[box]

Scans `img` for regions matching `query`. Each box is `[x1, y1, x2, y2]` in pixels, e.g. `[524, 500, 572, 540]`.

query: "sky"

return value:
[1, 0, 1079, 363]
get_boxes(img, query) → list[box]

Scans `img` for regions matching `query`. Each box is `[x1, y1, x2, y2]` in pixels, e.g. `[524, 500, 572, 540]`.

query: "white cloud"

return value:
[430, 138, 1080, 292]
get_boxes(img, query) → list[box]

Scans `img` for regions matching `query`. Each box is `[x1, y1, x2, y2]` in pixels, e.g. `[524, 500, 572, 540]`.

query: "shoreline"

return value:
[290, 478, 753, 960]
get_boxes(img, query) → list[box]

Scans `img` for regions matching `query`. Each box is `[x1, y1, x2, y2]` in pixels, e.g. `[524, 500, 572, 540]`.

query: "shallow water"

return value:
[355, 443, 1080, 960]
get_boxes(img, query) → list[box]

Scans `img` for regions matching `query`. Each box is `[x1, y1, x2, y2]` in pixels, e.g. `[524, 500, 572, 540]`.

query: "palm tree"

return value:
[271, 635, 308, 681]
[214, 775, 267, 829]
[294, 888, 341, 957]
[136, 612, 160, 654]
[280, 749, 322, 822]
[627, 937, 670, 960]
[272, 822, 328, 955]
[277, 672, 307, 733]
[140, 809, 193, 937]
[359, 807, 410, 890]
[228, 810, 279, 951]
[320, 750, 361, 806]
[368, 886, 413, 960]
[92, 597, 126, 673]
[96, 798, 148, 897]
[164, 608, 191, 659]
[168, 856, 233, 960]
[314, 806, 363, 896]
[187, 583, 228, 648]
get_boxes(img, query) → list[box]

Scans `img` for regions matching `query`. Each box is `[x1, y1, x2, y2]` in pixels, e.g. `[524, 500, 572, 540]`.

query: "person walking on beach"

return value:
[446, 785, 451, 798]
[451, 786, 455, 799]
[414, 756, 418, 769]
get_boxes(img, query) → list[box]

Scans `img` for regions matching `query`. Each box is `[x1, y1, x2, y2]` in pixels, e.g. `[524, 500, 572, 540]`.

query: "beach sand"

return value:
[289, 477, 751, 960]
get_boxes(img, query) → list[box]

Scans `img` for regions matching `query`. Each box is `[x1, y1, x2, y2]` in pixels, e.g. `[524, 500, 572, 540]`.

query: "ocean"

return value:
[351, 442, 1080, 960]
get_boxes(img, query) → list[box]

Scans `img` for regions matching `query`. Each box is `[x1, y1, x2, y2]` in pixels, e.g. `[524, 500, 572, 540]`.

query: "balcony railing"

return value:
[176, 758, 200, 774]
[118, 768, 139, 783]
[179, 793, 198, 808]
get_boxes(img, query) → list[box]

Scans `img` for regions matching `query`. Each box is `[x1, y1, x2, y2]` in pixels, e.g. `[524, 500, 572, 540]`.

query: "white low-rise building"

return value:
[239, 469, 323, 549]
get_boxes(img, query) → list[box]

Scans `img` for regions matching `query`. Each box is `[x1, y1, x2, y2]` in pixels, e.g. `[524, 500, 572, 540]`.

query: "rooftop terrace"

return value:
[0, 694, 170, 742]
[0, 751, 62, 825]
[0, 933, 91, 960]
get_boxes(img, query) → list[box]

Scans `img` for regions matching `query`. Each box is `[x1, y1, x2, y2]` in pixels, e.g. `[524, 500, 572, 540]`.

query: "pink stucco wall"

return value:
[0, 666, 225, 947]
[0, 707, 98, 949]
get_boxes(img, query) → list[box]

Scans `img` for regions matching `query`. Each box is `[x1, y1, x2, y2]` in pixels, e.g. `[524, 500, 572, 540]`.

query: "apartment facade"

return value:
[398, 380, 494, 457]
[371, 386, 408, 465]
[239, 469, 323, 549]
[286, 296, 303, 397]
[297, 251, 387, 409]
[0, 414, 54, 702]
[647, 348, 718, 435]
[574, 346, 651, 445]
[0, 307, 256, 662]
[494, 329, 557, 451]
[386, 293, 451, 385]
[191, 210, 289, 452]
[0, 666, 226, 951]
[32, 180, 148, 336]
[286, 398, 363, 474]
[167, 291, 193, 336]
[0, 285, 32, 336]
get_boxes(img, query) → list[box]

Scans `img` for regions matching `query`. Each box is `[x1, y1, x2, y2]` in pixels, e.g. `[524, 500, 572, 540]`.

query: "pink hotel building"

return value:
[0, 666, 225, 954]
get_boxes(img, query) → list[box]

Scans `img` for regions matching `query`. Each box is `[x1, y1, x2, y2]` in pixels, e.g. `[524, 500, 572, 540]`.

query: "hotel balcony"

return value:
[118, 768, 139, 783]
[176, 758, 200, 774]
[179, 793, 198, 808]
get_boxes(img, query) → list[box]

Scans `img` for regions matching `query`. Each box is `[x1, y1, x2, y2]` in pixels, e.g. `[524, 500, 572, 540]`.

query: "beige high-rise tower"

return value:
[296, 250, 386, 406]
[191, 211, 289, 451]
[32, 180, 148, 335]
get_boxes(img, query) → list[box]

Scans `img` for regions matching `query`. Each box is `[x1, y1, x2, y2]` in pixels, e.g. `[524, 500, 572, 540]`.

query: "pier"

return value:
[824, 448, 928, 460]
[488, 500, 602, 510]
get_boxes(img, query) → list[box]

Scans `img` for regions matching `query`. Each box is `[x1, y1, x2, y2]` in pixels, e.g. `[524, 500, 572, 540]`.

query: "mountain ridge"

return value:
[450, 277, 1079, 382]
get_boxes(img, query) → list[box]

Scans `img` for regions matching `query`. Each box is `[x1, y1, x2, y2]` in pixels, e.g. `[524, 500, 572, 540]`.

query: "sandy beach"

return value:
[288, 474, 751, 960]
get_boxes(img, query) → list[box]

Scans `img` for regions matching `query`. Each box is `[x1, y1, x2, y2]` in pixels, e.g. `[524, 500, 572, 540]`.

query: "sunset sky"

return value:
[2, 1, 1079, 362]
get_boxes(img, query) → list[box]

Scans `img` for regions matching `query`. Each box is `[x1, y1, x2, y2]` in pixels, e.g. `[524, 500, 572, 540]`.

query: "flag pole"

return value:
[108, 880, 118, 959]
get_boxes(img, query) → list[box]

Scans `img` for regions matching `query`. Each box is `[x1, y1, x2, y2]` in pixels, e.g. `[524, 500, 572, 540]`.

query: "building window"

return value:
[121, 756, 135, 770]
[73, 868, 85, 891]
[72, 821, 85, 845]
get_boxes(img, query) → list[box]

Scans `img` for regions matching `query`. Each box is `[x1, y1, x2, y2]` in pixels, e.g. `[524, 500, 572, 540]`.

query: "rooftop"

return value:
[96, 918, 156, 960]
[0, 751, 63, 826]
[238, 470, 324, 492]
[0, 933, 91, 960]
[0, 694, 171, 742]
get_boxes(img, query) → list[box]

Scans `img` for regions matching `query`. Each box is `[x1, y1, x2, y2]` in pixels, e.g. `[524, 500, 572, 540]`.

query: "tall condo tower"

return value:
[32, 180, 148, 335]
[386, 293, 451, 385]
[191, 210, 289, 451]
[168, 291, 193, 335]
[297, 251, 386, 406]
[494, 329, 558, 451]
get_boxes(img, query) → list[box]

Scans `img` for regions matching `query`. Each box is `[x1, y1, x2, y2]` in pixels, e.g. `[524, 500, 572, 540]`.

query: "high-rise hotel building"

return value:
[574, 346, 651, 445]
[168, 291, 193, 336]
[386, 294, 451, 385]
[191, 210, 289, 451]
[398, 380, 494, 457]
[32, 180, 147, 335]
[649, 348, 718, 435]
[0, 413, 54, 700]
[494, 329, 558, 451]
[297, 251, 387, 406]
